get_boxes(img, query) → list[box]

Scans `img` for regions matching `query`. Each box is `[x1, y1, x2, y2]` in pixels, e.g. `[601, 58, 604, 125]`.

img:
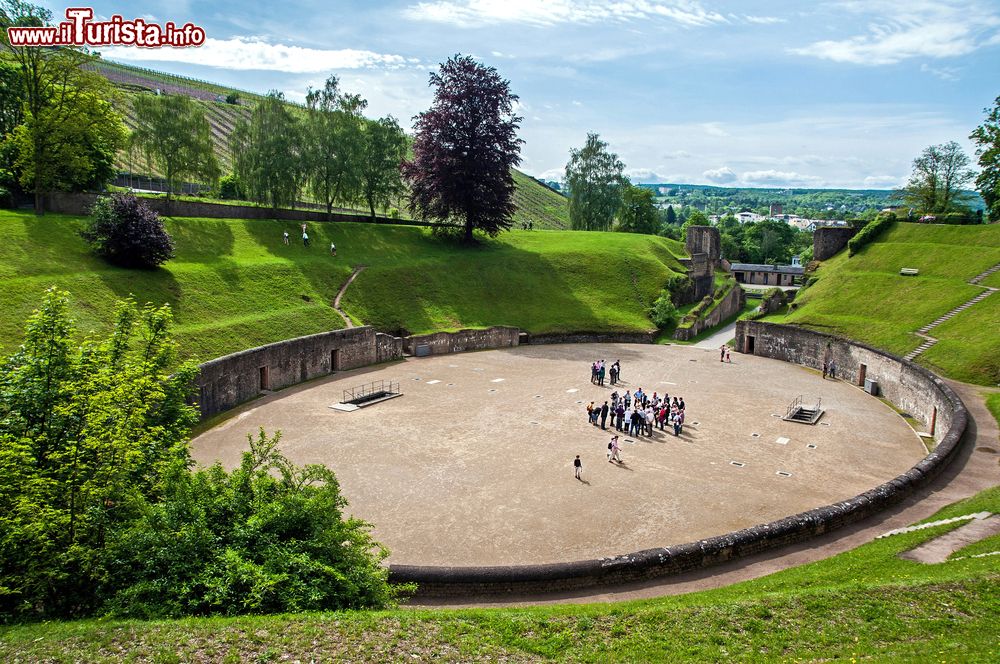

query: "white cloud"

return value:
[625, 168, 666, 183]
[920, 63, 961, 81]
[743, 15, 787, 25]
[863, 175, 904, 188]
[102, 37, 412, 73]
[703, 166, 738, 184]
[742, 170, 822, 186]
[403, 0, 728, 29]
[663, 149, 691, 159]
[701, 122, 729, 137]
[789, 1, 1000, 65]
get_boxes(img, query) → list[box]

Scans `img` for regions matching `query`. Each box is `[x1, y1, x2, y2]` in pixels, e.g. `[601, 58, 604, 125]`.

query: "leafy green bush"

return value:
[848, 212, 896, 256]
[81, 193, 174, 268]
[218, 173, 246, 200]
[0, 290, 404, 623]
[649, 289, 678, 329]
[664, 273, 694, 305]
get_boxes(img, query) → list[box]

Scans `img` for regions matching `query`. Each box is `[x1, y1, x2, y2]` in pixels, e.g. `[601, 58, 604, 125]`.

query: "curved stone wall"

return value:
[388, 322, 968, 596]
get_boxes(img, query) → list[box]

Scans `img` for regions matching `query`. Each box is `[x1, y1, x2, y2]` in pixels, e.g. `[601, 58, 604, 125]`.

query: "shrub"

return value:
[218, 173, 245, 200]
[848, 212, 896, 257]
[81, 193, 174, 268]
[225, 92, 240, 105]
[664, 274, 694, 305]
[938, 211, 976, 225]
[649, 289, 678, 329]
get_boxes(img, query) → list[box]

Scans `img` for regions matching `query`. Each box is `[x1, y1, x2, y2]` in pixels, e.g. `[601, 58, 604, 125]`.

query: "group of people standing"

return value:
[587, 388, 687, 438]
[281, 224, 337, 256]
[589, 359, 621, 386]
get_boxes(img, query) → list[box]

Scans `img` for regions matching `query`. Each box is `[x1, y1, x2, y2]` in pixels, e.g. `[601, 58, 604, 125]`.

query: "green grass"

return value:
[0, 211, 683, 361]
[771, 222, 1000, 384]
[987, 393, 1000, 441]
[2, 485, 998, 661]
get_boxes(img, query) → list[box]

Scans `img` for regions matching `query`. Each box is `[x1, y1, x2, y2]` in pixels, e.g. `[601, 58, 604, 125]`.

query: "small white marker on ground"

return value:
[426, 380, 441, 385]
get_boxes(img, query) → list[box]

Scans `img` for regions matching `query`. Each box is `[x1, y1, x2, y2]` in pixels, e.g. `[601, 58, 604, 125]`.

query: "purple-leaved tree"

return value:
[404, 55, 523, 243]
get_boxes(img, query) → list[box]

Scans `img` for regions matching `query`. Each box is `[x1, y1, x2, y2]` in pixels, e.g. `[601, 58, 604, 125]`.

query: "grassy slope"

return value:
[772, 222, 1000, 384]
[2, 487, 997, 662]
[0, 211, 681, 361]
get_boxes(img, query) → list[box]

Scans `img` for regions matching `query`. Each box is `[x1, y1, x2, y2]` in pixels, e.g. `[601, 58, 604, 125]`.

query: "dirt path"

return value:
[407, 379, 1000, 608]
[332, 265, 366, 328]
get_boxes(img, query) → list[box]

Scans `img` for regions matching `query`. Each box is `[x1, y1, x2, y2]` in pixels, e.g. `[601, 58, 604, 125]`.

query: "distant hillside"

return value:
[92, 58, 570, 230]
[768, 222, 1000, 385]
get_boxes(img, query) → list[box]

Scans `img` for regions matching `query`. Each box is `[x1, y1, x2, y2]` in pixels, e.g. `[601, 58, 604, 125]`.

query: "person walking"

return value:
[720, 344, 726, 362]
[829, 359, 837, 380]
[600, 401, 609, 430]
[574, 455, 583, 480]
[330, 242, 337, 256]
[302, 230, 310, 247]
[725, 348, 731, 363]
[283, 231, 289, 245]
[609, 436, 622, 463]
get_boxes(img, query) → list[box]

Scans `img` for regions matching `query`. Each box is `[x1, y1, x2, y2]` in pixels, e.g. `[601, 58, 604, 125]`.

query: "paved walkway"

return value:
[408, 379, 1000, 607]
[900, 514, 1000, 564]
[905, 261, 1000, 361]
[692, 320, 739, 349]
[332, 265, 366, 328]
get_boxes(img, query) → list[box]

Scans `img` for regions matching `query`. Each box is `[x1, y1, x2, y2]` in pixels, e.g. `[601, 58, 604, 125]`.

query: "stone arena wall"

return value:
[389, 322, 968, 596]
[672, 285, 746, 341]
[403, 326, 521, 356]
[198, 327, 403, 418]
[813, 226, 859, 261]
[522, 330, 657, 345]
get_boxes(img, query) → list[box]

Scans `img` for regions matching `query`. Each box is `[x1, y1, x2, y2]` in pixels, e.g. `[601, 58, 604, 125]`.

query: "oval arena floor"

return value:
[191, 343, 925, 567]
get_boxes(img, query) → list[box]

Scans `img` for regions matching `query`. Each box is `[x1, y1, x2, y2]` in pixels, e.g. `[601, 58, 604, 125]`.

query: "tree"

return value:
[970, 94, 1000, 222]
[230, 91, 302, 214]
[665, 204, 678, 226]
[405, 54, 523, 243]
[80, 193, 174, 268]
[302, 76, 366, 220]
[1, 1, 126, 213]
[129, 94, 220, 202]
[358, 116, 407, 221]
[899, 141, 975, 214]
[617, 184, 659, 234]
[564, 132, 625, 231]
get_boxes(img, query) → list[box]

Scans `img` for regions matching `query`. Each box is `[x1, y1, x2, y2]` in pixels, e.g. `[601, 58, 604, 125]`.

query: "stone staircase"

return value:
[904, 261, 1000, 361]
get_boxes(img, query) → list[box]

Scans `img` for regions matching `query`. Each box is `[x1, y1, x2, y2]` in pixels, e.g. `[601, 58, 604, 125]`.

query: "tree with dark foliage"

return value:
[970, 94, 1000, 222]
[81, 193, 174, 268]
[405, 55, 522, 243]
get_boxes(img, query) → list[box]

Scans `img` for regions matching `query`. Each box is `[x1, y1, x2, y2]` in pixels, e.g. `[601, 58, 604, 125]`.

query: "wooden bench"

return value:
[899, 268, 919, 276]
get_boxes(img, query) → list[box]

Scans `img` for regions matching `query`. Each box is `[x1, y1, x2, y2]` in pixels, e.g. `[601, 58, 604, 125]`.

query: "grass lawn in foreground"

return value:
[0, 211, 683, 363]
[771, 222, 1000, 385]
[1, 485, 997, 661]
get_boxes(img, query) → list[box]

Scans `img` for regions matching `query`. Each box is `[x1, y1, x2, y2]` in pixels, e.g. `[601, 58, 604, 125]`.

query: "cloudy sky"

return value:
[60, 1, 1000, 188]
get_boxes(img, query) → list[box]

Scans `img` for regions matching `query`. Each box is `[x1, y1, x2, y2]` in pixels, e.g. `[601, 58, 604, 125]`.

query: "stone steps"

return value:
[877, 511, 992, 539]
[906, 263, 1000, 360]
[970, 261, 1000, 284]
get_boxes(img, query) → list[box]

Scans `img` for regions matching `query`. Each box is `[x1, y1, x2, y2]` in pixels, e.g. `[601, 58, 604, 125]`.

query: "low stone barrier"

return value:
[403, 326, 520, 356]
[522, 330, 657, 345]
[389, 322, 968, 596]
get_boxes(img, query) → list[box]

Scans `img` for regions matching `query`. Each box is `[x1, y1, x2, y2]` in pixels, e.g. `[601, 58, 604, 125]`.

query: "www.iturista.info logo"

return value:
[7, 7, 205, 48]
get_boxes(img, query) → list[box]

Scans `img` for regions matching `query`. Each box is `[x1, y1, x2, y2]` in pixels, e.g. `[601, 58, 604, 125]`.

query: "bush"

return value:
[225, 92, 240, 105]
[664, 274, 694, 305]
[218, 173, 245, 200]
[649, 289, 678, 329]
[81, 193, 174, 268]
[848, 212, 896, 257]
[938, 211, 976, 225]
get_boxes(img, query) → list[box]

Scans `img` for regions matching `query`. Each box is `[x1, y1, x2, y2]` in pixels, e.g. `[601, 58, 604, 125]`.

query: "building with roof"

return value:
[731, 256, 804, 287]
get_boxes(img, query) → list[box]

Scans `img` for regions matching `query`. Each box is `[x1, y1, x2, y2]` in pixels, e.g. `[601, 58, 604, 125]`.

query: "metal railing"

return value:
[342, 379, 400, 405]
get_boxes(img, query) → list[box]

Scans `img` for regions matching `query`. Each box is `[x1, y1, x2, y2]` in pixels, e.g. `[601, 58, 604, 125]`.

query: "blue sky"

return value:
[56, 1, 1000, 189]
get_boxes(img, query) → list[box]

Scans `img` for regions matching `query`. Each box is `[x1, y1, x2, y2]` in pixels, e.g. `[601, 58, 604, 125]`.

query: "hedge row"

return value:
[848, 212, 896, 256]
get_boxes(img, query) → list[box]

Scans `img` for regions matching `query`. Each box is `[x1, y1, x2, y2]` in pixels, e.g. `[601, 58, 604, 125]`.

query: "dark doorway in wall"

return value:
[858, 363, 867, 387]
[259, 366, 269, 391]
[331, 349, 341, 372]
[746, 335, 755, 354]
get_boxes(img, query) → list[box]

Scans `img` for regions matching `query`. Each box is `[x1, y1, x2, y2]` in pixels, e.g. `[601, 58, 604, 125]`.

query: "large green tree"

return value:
[970, 94, 1000, 222]
[899, 141, 975, 214]
[303, 76, 366, 220]
[358, 115, 407, 221]
[129, 94, 220, 202]
[564, 132, 625, 231]
[1, 1, 125, 213]
[230, 91, 302, 214]
[617, 184, 659, 234]
[405, 54, 523, 243]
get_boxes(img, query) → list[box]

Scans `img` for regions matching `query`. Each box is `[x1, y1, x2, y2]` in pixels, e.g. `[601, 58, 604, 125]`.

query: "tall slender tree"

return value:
[899, 141, 974, 214]
[230, 92, 302, 214]
[1, 1, 126, 214]
[564, 132, 626, 231]
[970, 95, 1000, 222]
[130, 94, 220, 202]
[405, 54, 522, 243]
[303, 76, 366, 220]
[358, 116, 407, 221]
